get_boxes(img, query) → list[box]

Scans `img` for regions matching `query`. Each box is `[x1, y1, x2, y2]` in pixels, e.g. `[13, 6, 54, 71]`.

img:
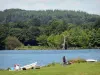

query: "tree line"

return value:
[0, 9, 100, 50]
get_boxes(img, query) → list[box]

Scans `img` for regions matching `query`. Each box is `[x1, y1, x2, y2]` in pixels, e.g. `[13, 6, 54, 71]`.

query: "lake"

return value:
[0, 49, 100, 69]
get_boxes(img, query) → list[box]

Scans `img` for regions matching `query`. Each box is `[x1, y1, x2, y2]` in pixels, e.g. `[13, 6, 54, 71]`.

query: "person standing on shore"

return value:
[62, 56, 67, 65]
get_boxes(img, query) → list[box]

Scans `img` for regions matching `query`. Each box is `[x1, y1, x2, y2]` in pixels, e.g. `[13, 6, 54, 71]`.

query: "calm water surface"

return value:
[0, 49, 100, 69]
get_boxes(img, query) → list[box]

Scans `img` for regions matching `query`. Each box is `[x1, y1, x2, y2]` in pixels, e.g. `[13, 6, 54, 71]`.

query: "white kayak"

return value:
[21, 62, 37, 70]
[86, 59, 97, 62]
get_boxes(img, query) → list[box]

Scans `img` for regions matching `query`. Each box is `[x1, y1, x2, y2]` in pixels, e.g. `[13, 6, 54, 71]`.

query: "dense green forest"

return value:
[0, 9, 100, 50]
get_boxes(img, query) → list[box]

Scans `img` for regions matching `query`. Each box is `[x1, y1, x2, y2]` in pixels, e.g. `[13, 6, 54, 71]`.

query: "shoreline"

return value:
[15, 46, 100, 50]
[0, 58, 99, 70]
[0, 48, 100, 50]
[0, 61, 100, 71]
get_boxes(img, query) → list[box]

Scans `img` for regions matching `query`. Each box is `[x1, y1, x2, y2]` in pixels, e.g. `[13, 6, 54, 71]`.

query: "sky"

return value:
[0, 0, 100, 15]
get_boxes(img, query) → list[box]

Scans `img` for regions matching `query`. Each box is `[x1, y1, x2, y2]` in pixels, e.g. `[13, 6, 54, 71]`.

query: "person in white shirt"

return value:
[14, 64, 20, 71]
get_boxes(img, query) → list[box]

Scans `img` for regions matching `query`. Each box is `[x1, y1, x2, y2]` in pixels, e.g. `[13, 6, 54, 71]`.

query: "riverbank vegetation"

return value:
[0, 62, 100, 75]
[16, 46, 56, 50]
[0, 9, 100, 50]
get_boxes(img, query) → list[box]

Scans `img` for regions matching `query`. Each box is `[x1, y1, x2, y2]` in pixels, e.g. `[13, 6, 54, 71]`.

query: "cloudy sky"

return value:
[0, 0, 100, 15]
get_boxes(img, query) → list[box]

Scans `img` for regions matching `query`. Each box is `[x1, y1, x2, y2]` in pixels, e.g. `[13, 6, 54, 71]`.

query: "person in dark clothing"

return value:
[63, 56, 67, 65]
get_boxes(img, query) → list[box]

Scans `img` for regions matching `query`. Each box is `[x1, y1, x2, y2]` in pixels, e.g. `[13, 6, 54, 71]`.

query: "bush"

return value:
[7, 67, 11, 70]
[46, 62, 56, 67]
[5, 36, 23, 50]
[68, 58, 86, 63]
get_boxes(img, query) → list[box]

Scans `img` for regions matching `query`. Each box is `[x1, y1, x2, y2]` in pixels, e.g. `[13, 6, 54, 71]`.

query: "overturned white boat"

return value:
[86, 59, 97, 62]
[21, 62, 37, 70]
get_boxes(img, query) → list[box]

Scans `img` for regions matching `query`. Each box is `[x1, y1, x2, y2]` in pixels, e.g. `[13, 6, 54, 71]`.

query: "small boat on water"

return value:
[86, 59, 97, 62]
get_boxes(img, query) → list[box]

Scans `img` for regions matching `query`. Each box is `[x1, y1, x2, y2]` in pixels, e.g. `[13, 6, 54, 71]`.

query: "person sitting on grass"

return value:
[14, 64, 20, 71]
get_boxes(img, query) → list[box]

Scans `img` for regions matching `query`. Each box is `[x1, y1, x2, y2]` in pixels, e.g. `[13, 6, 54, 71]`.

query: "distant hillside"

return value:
[0, 9, 99, 25]
[0, 9, 100, 50]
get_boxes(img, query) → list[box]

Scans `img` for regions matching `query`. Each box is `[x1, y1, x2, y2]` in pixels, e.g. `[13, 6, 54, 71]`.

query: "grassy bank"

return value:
[0, 62, 100, 75]
[16, 46, 100, 50]
[16, 46, 57, 50]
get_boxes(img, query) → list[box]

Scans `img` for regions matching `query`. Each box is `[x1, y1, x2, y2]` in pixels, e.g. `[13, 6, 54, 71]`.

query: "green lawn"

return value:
[0, 62, 100, 75]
